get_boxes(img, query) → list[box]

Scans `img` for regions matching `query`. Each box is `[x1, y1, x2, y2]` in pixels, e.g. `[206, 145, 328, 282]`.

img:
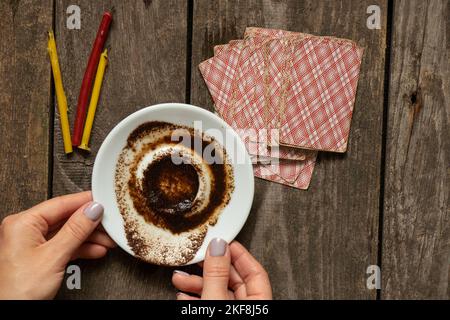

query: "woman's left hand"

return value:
[0, 191, 116, 299]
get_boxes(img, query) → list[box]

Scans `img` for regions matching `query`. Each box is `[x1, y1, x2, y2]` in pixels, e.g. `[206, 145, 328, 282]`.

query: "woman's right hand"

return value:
[172, 239, 272, 300]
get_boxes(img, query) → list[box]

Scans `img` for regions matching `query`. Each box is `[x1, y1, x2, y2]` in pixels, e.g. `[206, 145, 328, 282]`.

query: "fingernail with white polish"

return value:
[209, 238, 227, 257]
[174, 270, 189, 276]
[84, 202, 104, 221]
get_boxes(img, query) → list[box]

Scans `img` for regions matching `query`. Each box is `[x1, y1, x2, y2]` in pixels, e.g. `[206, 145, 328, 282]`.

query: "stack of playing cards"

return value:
[199, 28, 363, 189]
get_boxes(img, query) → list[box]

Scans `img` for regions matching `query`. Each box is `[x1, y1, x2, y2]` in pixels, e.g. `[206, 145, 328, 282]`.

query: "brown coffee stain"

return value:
[115, 121, 234, 265]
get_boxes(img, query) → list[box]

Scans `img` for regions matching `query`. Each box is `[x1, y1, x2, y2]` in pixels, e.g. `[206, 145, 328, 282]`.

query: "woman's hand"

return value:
[0, 191, 115, 299]
[172, 239, 272, 300]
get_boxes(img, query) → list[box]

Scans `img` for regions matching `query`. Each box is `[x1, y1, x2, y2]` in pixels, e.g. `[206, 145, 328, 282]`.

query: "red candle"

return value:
[72, 11, 112, 146]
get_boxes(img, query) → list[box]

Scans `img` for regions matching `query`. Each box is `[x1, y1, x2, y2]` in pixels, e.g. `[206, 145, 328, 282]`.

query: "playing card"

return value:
[262, 38, 292, 145]
[213, 44, 227, 56]
[227, 35, 270, 139]
[253, 151, 317, 189]
[280, 36, 363, 152]
[199, 41, 243, 122]
[245, 140, 307, 161]
[244, 28, 299, 145]
[245, 28, 363, 153]
[214, 40, 244, 56]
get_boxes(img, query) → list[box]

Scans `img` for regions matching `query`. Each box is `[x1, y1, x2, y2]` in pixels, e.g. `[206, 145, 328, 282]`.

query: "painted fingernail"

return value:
[84, 202, 104, 221]
[209, 238, 227, 257]
[174, 270, 189, 276]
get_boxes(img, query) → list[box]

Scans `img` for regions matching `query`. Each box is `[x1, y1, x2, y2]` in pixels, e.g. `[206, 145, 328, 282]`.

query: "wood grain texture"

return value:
[0, 0, 53, 218]
[191, 0, 388, 299]
[53, 0, 187, 298]
[382, 0, 449, 299]
[0, 0, 444, 301]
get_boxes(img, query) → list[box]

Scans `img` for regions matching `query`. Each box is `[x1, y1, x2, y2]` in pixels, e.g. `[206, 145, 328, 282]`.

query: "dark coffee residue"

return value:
[143, 156, 199, 216]
[126, 121, 233, 234]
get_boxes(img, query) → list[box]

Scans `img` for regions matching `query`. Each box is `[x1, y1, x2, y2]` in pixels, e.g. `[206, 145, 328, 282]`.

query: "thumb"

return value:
[201, 238, 230, 300]
[46, 201, 104, 263]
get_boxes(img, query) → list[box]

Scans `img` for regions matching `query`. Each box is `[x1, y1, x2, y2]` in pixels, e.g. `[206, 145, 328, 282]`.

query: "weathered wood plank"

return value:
[191, 0, 388, 299]
[0, 1, 53, 217]
[382, 0, 449, 299]
[53, 0, 187, 298]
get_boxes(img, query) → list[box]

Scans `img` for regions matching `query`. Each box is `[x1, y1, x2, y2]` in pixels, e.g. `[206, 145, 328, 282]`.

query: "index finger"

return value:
[24, 191, 92, 227]
[230, 241, 272, 299]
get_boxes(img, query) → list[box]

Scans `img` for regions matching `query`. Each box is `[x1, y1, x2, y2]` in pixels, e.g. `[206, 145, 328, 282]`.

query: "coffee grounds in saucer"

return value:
[115, 121, 234, 266]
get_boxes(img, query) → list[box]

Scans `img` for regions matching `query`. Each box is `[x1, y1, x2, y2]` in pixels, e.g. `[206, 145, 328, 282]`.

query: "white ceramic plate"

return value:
[92, 103, 254, 265]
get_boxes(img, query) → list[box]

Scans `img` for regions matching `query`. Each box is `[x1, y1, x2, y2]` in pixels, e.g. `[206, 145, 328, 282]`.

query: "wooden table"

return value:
[0, 0, 448, 299]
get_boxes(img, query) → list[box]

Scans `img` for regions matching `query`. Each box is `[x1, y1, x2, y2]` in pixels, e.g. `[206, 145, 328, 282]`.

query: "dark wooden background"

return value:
[0, 0, 448, 299]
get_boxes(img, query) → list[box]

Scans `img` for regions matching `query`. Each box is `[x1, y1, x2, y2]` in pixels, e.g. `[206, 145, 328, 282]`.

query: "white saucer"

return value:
[92, 103, 254, 265]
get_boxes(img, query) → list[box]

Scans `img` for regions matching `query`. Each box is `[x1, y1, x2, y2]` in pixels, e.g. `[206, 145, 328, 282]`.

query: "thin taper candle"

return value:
[72, 11, 112, 146]
[78, 49, 108, 151]
[47, 30, 72, 154]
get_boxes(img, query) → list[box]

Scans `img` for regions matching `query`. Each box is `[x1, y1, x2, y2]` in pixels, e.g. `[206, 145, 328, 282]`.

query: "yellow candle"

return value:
[47, 31, 72, 154]
[78, 49, 108, 151]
